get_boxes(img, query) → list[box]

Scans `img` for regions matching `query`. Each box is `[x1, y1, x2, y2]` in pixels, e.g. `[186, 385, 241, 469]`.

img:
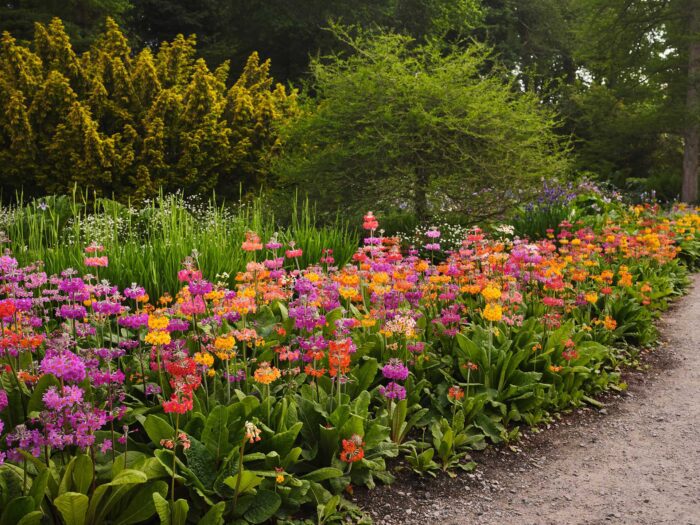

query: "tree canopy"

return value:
[273, 29, 568, 221]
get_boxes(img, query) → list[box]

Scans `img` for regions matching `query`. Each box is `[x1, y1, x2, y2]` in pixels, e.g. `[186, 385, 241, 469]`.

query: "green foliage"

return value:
[0, 17, 297, 200]
[274, 27, 568, 222]
[0, 192, 358, 297]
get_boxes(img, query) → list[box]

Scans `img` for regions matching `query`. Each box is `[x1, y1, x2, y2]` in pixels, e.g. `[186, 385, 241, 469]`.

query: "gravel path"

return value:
[360, 274, 700, 525]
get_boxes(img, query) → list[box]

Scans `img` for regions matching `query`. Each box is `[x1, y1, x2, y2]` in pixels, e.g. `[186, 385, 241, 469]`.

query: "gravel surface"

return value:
[355, 273, 700, 525]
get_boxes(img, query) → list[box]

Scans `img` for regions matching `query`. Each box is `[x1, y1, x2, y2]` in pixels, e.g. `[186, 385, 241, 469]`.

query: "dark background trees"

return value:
[0, 0, 698, 204]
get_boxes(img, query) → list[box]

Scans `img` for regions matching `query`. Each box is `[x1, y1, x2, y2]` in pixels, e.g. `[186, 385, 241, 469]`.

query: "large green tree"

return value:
[274, 29, 568, 221]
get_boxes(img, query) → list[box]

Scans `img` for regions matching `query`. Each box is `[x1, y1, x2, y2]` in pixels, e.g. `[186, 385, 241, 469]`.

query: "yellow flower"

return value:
[371, 272, 390, 284]
[339, 287, 358, 300]
[214, 334, 236, 351]
[148, 315, 169, 330]
[194, 352, 214, 368]
[482, 302, 502, 322]
[145, 330, 171, 346]
[481, 285, 501, 302]
[460, 284, 482, 295]
[584, 292, 598, 304]
[205, 290, 225, 301]
[275, 474, 285, 484]
[361, 317, 376, 328]
[306, 272, 320, 282]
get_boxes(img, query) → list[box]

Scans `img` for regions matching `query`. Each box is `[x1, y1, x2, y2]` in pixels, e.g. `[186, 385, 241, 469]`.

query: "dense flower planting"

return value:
[0, 202, 698, 524]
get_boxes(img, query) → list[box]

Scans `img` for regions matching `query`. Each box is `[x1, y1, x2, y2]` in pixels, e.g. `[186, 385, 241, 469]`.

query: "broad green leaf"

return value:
[223, 470, 262, 495]
[300, 468, 344, 482]
[142, 415, 175, 447]
[196, 502, 226, 525]
[257, 422, 302, 458]
[108, 469, 148, 486]
[113, 480, 168, 525]
[171, 499, 189, 525]
[152, 493, 170, 525]
[243, 489, 281, 524]
[54, 492, 88, 525]
[0, 496, 35, 525]
[183, 437, 217, 490]
[28, 469, 49, 509]
[16, 511, 43, 525]
[71, 454, 93, 494]
[201, 405, 231, 461]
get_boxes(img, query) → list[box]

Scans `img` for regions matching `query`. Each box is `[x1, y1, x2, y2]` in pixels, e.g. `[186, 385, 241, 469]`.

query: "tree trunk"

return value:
[683, 0, 700, 203]
[414, 170, 430, 221]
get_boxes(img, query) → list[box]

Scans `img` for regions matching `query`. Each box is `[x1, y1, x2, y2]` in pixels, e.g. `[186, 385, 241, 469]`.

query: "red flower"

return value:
[0, 300, 16, 318]
[163, 393, 194, 414]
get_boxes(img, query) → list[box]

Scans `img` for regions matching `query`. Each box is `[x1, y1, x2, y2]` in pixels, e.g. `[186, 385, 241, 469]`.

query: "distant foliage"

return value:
[0, 17, 298, 200]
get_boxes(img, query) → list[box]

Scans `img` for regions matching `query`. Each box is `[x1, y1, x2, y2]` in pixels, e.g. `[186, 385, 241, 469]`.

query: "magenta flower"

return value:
[41, 350, 87, 383]
[379, 381, 406, 400]
[57, 304, 87, 320]
[382, 359, 410, 381]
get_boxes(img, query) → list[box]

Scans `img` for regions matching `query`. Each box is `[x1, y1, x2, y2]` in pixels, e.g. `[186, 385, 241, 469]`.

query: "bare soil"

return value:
[353, 274, 700, 525]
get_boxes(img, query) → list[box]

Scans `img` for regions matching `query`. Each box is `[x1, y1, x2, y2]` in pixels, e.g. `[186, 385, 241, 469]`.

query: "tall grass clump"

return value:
[0, 190, 358, 296]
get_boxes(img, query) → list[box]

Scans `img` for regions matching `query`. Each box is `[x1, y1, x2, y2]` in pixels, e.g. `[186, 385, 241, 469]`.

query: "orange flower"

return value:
[340, 434, 365, 463]
[447, 385, 465, 401]
[253, 362, 281, 385]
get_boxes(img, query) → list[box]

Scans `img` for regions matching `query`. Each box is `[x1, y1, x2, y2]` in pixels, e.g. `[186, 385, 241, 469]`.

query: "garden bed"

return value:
[0, 199, 698, 525]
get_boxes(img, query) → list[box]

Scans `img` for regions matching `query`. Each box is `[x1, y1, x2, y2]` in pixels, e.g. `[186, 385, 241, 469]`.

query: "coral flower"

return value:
[362, 212, 379, 231]
[340, 434, 365, 463]
[253, 362, 281, 385]
[448, 385, 465, 401]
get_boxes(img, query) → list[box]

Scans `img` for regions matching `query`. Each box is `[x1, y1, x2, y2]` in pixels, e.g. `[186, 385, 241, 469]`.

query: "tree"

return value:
[683, 0, 700, 202]
[274, 28, 568, 222]
[0, 17, 298, 200]
[129, 0, 483, 82]
[566, 0, 698, 201]
[0, 1, 132, 51]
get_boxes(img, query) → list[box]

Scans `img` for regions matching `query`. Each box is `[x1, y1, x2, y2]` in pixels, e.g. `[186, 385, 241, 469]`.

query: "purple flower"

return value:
[42, 385, 84, 411]
[124, 284, 146, 299]
[167, 318, 190, 332]
[118, 313, 149, 330]
[288, 304, 325, 332]
[57, 304, 87, 320]
[91, 369, 125, 387]
[379, 381, 406, 400]
[41, 350, 86, 383]
[381, 358, 409, 381]
[92, 300, 122, 316]
[189, 279, 213, 296]
[407, 341, 425, 353]
[0, 390, 7, 411]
